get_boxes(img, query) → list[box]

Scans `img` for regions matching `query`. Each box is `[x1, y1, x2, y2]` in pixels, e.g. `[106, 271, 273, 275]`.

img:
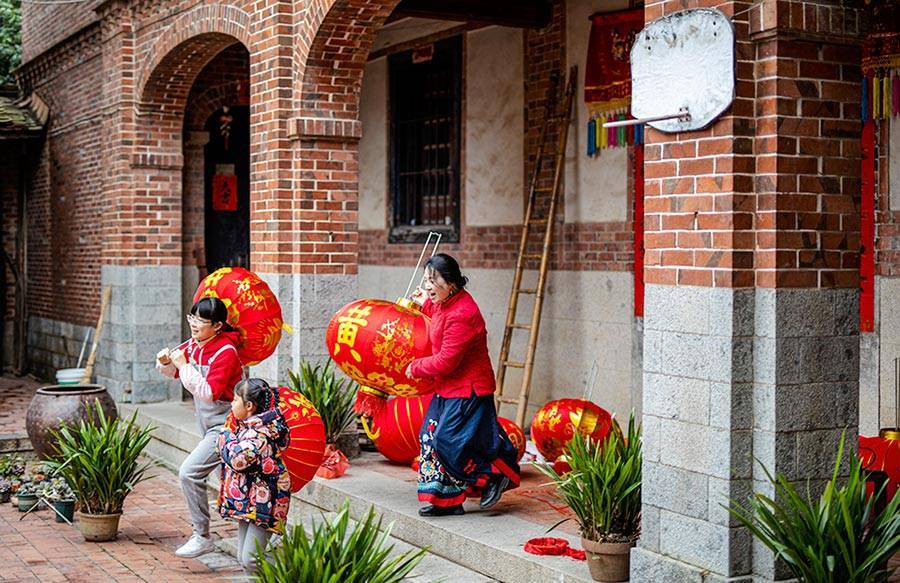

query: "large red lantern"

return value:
[326, 299, 433, 416]
[225, 387, 326, 493]
[365, 394, 433, 464]
[530, 399, 615, 462]
[498, 417, 526, 462]
[859, 433, 900, 503]
[193, 267, 283, 366]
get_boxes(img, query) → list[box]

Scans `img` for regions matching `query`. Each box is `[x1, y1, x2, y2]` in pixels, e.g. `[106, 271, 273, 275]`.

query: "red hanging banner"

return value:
[584, 8, 644, 113]
[212, 174, 238, 212]
[633, 145, 644, 317]
[860, 120, 875, 333]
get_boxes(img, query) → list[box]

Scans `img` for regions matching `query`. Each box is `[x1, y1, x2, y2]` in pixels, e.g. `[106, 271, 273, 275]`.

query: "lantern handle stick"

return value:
[576, 359, 600, 434]
[403, 231, 442, 300]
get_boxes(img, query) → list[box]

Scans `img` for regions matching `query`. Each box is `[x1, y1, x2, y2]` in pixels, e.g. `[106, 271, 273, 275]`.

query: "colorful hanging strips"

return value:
[586, 109, 643, 158]
[860, 69, 900, 121]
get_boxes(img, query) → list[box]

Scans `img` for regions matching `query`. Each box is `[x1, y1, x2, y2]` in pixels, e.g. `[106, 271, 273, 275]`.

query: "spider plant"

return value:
[288, 361, 357, 445]
[255, 502, 426, 583]
[45, 402, 158, 515]
[536, 414, 642, 543]
[728, 433, 900, 583]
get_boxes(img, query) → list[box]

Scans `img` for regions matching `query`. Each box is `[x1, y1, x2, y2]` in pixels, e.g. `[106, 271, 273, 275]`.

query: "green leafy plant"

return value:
[0, 0, 21, 87]
[255, 502, 426, 583]
[729, 433, 900, 583]
[46, 403, 158, 515]
[16, 480, 40, 497]
[288, 361, 357, 444]
[39, 477, 74, 502]
[0, 453, 25, 479]
[537, 413, 642, 543]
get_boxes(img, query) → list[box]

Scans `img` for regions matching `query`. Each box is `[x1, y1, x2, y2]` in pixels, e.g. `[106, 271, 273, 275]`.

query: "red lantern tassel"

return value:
[354, 386, 389, 417]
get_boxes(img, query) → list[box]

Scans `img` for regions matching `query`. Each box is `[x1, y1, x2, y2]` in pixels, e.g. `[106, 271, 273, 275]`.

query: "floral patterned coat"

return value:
[217, 409, 292, 533]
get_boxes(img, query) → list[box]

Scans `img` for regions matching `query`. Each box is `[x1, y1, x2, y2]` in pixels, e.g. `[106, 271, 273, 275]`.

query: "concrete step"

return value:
[123, 401, 594, 583]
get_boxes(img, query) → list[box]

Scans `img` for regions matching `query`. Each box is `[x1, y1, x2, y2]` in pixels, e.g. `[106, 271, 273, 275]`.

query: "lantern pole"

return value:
[402, 231, 442, 301]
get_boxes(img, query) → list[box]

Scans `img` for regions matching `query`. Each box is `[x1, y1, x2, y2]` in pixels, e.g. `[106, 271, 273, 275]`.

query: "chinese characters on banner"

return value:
[212, 174, 238, 211]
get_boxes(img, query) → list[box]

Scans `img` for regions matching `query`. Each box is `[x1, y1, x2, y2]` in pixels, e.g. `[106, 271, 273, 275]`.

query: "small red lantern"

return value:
[326, 299, 433, 416]
[530, 398, 615, 462]
[498, 417, 526, 462]
[193, 267, 283, 366]
[365, 394, 433, 464]
[225, 387, 325, 493]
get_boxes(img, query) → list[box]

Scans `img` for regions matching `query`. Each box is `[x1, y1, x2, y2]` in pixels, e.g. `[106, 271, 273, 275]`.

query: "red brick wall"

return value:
[643, 0, 864, 289]
[21, 0, 101, 62]
[1, 144, 20, 325]
[874, 120, 898, 277]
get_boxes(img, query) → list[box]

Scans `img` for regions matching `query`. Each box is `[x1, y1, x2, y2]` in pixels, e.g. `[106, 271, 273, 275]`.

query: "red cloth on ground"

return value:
[524, 537, 586, 561]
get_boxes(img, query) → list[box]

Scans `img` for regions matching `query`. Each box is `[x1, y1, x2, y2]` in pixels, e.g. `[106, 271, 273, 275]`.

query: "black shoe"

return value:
[480, 476, 511, 510]
[418, 504, 465, 517]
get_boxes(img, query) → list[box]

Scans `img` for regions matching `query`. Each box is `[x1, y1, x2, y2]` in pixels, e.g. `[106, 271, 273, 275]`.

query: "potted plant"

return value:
[40, 477, 76, 523]
[0, 453, 25, 480]
[0, 478, 10, 503]
[537, 414, 642, 582]
[729, 433, 900, 582]
[289, 361, 359, 458]
[16, 480, 41, 513]
[47, 402, 158, 542]
[256, 502, 425, 583]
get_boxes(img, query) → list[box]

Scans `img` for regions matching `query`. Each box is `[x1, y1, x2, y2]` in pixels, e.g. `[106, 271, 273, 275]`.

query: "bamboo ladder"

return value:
[495, 66, 577, 428]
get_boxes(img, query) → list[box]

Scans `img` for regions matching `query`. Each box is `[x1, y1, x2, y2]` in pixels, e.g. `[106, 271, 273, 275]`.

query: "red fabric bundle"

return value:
[523, 537, 586, 561]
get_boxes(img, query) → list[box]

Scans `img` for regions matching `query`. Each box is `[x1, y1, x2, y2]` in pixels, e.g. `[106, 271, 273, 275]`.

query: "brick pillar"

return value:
[632, 1, 862, 580]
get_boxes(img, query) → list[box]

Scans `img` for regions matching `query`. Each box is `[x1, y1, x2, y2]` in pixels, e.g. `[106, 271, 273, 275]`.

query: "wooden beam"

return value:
[390, 0, 552, 29]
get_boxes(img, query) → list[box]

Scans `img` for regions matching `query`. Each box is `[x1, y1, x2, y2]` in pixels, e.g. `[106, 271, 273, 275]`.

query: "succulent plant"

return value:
[0, 478, 10, 493]
[39, 477, 74, 501]
[0, 454, 26, 479]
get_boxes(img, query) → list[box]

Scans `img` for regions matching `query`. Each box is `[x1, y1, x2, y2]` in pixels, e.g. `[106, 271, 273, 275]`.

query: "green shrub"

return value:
[288, 361, 357, 444]
[255, 502, 426, 583]
[729, 433, 900, 583]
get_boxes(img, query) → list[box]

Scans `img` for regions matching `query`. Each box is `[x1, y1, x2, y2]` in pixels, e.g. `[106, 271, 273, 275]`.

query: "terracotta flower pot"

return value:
[25, 384, 118, 460]
[581, 537, 635, 582]
[76, 511, 122, 542]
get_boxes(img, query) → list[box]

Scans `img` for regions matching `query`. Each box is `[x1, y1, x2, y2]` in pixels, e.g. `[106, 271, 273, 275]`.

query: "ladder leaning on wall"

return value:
[494, 65, 577, 429]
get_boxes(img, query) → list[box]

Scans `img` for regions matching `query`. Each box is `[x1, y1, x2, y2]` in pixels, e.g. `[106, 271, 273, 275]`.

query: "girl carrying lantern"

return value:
[404, 253, 521, 517]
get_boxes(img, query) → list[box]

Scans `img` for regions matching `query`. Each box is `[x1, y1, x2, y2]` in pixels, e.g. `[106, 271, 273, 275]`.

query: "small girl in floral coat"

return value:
[217, 378, 291, 575]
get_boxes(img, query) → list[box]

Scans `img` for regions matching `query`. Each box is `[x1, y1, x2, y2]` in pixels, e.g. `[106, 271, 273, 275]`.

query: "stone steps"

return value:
[121, 401, 594, 583]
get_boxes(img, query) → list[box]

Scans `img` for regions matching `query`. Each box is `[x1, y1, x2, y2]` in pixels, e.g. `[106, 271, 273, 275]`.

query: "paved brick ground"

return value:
[0, 376, 41, 437]
[0, 470, 240, 582]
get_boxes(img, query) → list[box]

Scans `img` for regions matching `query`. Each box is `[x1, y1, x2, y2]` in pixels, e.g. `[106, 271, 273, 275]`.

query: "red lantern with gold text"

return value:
[530, 399, 615, 462]
[498, 417, 526, 462]
[326, 299, 433, 417]
[364, 394, 434, 464]
[224, 387, 326, 493]
[193, 267, 283, 366]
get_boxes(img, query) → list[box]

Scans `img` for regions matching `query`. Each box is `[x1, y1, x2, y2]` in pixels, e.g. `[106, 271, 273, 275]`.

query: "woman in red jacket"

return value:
[406, 254, 520, 517]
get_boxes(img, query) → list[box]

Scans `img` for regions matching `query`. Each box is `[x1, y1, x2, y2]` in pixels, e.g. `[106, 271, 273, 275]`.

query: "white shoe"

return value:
[175, 533, 215, 558]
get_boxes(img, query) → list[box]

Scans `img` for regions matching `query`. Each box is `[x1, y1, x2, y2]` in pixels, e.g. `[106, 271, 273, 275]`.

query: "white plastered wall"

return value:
[564, 0, 631, 224]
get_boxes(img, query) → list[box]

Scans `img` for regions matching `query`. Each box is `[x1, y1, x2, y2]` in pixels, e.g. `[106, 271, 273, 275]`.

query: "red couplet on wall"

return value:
[212, 174, 238, 212]
[860, 120, 875, 333]
[633, 145, 645, 317]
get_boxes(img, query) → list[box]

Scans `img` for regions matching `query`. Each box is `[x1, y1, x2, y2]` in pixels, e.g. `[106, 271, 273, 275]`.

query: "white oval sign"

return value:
[631, 8, 734, 133]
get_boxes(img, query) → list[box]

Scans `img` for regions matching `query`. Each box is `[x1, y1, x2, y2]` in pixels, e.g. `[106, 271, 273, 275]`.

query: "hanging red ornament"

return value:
[326, 299, 433, 417]
[498, 417, 526, 462]
[530, 399, 615, 462]
[364, 394, 433, 464]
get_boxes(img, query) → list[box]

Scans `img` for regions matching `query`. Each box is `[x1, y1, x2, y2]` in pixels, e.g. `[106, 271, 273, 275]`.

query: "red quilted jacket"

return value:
[407, 290, 496, 399]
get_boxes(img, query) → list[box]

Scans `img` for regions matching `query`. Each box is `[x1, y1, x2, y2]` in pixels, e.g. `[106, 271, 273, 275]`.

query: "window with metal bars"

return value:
[388, 35, 462, 243]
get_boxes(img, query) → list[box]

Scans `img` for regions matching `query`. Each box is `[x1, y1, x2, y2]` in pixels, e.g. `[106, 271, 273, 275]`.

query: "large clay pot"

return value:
[581, 538, 634, 582]
[25, 384, 118, 460]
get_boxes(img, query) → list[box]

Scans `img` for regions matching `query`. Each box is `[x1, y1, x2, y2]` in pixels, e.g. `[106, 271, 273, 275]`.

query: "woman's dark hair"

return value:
[424, 253, 468, 290]
[190, 297, 235, 331]
[234, 378, 276, 413]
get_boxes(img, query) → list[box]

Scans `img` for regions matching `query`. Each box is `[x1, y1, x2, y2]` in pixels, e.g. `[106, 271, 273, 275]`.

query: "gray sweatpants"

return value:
[237, 520, 272, 574]
[179, 427, 221, 537]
